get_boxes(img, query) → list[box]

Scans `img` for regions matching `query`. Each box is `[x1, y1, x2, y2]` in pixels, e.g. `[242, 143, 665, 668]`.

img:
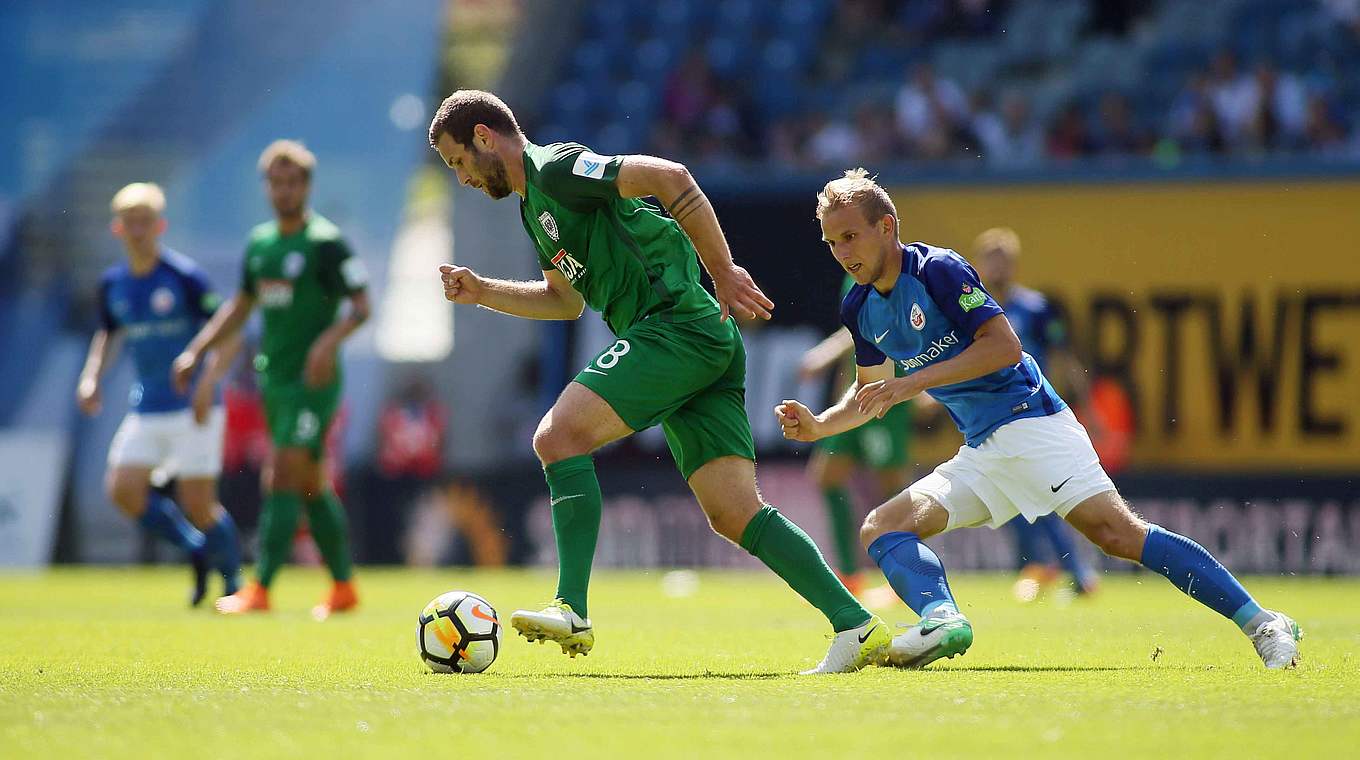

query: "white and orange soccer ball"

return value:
[417, 591, 502, 674]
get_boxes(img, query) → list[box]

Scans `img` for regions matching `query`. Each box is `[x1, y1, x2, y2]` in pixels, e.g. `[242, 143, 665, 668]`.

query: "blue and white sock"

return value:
[867, 531, 959, 618]
[202, 509, 242, 594]
[138, 494, 206, 555]
[1140, 524, 1268, 635]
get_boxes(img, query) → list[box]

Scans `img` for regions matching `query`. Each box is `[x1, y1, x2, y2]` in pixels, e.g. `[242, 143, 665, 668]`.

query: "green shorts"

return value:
[261, 380, 341, 457]
[817, 401, 912, 470]
[573, 314, 755, 480]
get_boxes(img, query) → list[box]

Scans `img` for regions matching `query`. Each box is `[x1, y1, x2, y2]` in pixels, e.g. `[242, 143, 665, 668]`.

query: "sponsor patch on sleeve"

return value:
[571, 151, 613, 180]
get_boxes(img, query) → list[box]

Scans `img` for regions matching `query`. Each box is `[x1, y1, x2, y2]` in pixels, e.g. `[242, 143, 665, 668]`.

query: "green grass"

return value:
[2, 568, 1357, 759]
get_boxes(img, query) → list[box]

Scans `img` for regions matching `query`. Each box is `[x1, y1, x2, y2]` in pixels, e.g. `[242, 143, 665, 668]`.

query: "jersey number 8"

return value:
[595, 340, 631, 370]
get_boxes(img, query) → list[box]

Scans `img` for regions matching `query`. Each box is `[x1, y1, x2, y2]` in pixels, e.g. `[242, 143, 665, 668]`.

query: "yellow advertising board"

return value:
[890, 180, 1360, 471]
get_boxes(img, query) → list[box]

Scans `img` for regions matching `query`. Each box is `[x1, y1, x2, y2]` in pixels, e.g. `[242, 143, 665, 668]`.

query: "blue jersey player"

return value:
[76, 182, 243, 605]
[971, 227, 1100, 601]
[776, 169, 1302, 669]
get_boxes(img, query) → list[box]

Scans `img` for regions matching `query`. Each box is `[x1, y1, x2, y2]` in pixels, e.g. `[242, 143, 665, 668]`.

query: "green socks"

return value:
[823, 487, 859, 575]
[544, 455, 603, 619]
[740, 505, 870, 632]
[257, 491, 302, 587]
[306, 491, 353, 582]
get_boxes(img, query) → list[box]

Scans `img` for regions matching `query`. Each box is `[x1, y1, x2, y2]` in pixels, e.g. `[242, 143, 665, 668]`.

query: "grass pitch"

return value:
[2, 568, 1357, 759]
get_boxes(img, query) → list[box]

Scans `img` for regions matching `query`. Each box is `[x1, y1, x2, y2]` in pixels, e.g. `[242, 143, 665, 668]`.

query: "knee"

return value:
[860, 504, 909, 552]
[704, 500, 760, 544]
[860, 494, 944, 551]
[106, 479, 145, 517]
[181, 498, 218, 530]
[532, 418, 591, 465]
[1088, 520, 1147, 562]
[268, 460, 307, 495]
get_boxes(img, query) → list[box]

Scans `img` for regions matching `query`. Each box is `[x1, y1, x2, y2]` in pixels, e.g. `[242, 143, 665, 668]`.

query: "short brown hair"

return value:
[258, 139, 316, 177]
[973, 227, 1022, 258]
[816, 168, 898, 229]
[428, 89, 523, 149]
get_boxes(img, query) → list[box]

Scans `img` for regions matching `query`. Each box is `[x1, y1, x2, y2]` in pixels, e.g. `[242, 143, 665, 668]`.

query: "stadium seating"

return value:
[537, 0, 1360, 166]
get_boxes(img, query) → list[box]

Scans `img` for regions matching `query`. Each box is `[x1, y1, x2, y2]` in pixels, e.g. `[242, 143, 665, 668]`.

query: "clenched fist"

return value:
[439, 264, 483, 305]
[774, 399, 821, 442]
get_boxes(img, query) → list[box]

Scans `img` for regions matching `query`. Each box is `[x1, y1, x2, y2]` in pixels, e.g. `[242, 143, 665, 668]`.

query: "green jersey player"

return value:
[428, 90, 888, 673]
[174, 140, 369, 619]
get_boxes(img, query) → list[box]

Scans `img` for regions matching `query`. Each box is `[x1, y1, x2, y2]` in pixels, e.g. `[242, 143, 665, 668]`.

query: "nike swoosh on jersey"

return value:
[550, 493, 585, 506]
[874, 329, 891, 343]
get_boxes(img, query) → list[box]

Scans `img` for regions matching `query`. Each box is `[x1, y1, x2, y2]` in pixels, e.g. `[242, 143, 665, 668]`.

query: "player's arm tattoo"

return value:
[665, 185, 697, 214]
[666, 184, 708, 224]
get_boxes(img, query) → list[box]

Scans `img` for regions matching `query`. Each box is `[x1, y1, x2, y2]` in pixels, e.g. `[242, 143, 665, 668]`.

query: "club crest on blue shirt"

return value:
[910, 302, 926, 330]
[959, 282, 987, 312]
[284, 251, 306, 279]
[150, 286, 175, 316]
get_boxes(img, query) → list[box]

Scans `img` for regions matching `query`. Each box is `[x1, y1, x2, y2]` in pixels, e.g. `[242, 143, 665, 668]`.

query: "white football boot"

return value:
[885, 607, 973, 668]
[510, 601, 594, 658]
[1250, 611, 1303, 669]
[800, 615, 891, 675]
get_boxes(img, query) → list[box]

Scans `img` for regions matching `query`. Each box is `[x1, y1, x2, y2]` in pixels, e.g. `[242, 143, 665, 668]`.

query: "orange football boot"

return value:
[216, 581, 270, 614]
[311, 580, 359, 621]
[1012, 563, 1062, 603]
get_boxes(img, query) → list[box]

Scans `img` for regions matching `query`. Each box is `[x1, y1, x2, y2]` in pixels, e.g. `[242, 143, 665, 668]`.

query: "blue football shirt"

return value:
[1000, 284, 1066, 375]
[97, 248, 220, 413]
[840, 242, 1066, 446]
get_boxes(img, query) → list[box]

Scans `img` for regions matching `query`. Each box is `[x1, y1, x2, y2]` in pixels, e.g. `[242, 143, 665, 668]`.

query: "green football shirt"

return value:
[240, 213, 367, 383]
[519, 142, 720, 335]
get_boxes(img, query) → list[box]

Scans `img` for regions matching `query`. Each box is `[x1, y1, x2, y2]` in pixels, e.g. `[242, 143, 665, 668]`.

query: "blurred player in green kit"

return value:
[175, 140, 370, 619]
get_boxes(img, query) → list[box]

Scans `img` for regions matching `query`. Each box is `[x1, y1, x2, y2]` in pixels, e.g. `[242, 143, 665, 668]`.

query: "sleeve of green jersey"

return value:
[537, 145, 624, 212]
[318, 238, 369, 295]
[240, 245, 256, 296]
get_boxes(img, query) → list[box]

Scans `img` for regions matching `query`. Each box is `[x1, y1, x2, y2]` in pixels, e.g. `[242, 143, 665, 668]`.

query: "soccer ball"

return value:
[417, 591, 502, 674]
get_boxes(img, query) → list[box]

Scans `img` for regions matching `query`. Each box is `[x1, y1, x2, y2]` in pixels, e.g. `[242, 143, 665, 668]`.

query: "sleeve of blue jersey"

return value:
[921, 251, 1005, 337]
[839, 285, 887, 367]
[172, 258, 218, 319]
[97, 271, 118, 332]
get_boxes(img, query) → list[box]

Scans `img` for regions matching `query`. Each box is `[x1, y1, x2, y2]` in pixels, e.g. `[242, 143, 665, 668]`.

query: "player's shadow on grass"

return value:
[505, 672, 789, 680]
[943, 665, 1151, 672]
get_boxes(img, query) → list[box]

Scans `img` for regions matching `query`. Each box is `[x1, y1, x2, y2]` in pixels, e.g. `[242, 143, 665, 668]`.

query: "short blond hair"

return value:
[110, 182, 166, 216]
[815, 168, 898, 230]
[258, 139, 316, 177]
[972, 227, 1022, 259]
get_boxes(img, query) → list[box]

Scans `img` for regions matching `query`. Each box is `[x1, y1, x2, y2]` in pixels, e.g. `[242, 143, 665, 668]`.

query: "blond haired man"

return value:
[776, 169, 1302, 670]
[77, 182, 242, 605]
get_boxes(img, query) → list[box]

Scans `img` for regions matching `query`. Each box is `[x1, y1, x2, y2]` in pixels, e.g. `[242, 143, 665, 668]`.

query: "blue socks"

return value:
[1140, 524, 1264, 633]
[138, 493, 206, 555]
[867, 531, 958, 618]
[202, 510, 243, 594]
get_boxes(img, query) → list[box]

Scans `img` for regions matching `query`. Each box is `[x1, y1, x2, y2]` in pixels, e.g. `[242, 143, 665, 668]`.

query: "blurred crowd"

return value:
[645, 0, 1360, 168]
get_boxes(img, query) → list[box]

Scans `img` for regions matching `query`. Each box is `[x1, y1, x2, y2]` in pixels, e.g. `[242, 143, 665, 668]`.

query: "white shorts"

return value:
[910, 408, 1115, 532]
[107, 407, 225, 479]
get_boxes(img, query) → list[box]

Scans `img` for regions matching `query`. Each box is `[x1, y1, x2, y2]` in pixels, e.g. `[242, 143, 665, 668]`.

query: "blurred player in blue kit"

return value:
[76, 182, 243, 605]
[970, 227, 1101, 601]
[776, 169, 1303, 669]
